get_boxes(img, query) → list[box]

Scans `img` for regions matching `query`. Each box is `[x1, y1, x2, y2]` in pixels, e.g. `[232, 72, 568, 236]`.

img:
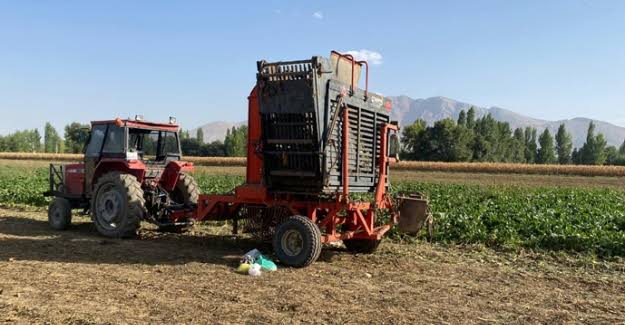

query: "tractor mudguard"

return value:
[159, 161, 195, 192]
[92, 159, 147, 190]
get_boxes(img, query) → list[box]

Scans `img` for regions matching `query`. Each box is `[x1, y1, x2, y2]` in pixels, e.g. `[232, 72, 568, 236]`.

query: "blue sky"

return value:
[1, 0, 624, 135]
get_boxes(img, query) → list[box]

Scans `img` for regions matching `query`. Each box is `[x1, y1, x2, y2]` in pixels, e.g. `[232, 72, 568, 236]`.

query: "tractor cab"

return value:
[86, 117, 181, 163]
[83, 117, 184, 190]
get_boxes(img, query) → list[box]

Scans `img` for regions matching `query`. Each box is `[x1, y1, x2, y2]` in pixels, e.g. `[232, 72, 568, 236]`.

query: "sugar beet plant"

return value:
[1, 166, 624, 257]
[0, 165, 49, 207]
[392, 182, 625, 257]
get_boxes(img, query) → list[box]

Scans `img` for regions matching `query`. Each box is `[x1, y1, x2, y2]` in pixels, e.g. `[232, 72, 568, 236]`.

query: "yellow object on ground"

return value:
[237, 263, 251, 274]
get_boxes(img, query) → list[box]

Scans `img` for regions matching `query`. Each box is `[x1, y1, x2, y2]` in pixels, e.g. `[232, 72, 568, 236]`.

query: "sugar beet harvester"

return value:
[45, 51, 428, 268]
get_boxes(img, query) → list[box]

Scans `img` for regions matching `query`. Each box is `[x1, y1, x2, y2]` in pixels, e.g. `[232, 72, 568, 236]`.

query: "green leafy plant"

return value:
[2, 166, 624, 257]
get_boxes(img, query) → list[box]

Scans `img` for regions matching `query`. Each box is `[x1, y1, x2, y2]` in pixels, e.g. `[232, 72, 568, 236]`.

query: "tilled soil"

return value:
[1, 208, 624, 324]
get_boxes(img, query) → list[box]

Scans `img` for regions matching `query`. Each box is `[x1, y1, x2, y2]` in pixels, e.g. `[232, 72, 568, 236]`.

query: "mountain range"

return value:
[191, 121, 246, 143]
[192, 96, 625, 149]
[390, 96, 625, 148]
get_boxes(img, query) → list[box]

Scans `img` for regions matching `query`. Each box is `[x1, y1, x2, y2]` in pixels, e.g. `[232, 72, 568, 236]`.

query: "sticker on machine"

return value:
[370, 94, 384, 106]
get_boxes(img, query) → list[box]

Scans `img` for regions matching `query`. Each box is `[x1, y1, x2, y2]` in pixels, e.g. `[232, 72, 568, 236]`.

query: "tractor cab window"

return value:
[128, 129, 180, 162]
[102, 125, 125, 154]
[162, 132, 179, 155]
[85, 125, 107, 157]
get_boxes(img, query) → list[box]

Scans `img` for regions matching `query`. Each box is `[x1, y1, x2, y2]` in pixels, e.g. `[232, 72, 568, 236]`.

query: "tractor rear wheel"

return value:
[48, 197, 72, 230]
[92, 172, 145, 238]
[171, 173, 199, 205]
[158, 173, 199, 233]
[343, 239, 381, 254]
[273, 215, 322, 268]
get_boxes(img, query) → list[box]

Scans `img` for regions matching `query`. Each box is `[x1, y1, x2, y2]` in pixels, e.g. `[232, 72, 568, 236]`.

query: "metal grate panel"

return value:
[256, 56, 390, 194]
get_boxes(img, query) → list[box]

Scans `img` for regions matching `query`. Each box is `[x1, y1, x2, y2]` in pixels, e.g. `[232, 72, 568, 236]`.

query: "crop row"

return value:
[1, 165, 624, 257]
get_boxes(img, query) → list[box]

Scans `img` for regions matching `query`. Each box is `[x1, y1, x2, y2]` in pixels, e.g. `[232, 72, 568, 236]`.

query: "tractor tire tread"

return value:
[92, 172, 145, 238]
[177, 173, 199, 204]
[48, 197, 72, 230]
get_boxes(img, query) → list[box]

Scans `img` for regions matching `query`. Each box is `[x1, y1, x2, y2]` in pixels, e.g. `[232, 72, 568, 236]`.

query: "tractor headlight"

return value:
[135, 114, 144, 121]
[169, 116, 177, 124]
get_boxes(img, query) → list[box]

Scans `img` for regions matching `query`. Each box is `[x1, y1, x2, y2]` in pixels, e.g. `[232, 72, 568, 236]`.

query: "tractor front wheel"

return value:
[92, 172, 145, 238]
[273, 215, 322, 268]
[48, 197, 72, 230]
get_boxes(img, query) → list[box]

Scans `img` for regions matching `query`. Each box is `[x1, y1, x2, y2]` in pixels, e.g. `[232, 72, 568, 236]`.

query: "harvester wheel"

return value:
[343, 239, 381, 254]
[92, 172, 145, 238]
[273, 215, 322, 268]
[48, 197, 72, 230]
[158, 173, 199, 233]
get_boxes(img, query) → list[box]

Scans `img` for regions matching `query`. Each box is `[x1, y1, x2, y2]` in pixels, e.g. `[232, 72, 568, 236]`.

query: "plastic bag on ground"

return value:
[248, 263, 262, 277]
[241, 249, 262, 264]
[256, 255, 278, 272]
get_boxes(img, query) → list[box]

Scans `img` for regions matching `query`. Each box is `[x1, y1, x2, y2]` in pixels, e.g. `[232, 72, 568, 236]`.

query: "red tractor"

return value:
[45, 117, 199, 237]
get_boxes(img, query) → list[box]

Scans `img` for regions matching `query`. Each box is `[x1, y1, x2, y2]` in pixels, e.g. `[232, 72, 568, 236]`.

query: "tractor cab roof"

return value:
[91, 118, 180, 133]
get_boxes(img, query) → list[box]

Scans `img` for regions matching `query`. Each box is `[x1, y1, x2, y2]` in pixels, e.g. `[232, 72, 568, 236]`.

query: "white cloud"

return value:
[312, 11, 324, 20]
[344, 49, 383, 65]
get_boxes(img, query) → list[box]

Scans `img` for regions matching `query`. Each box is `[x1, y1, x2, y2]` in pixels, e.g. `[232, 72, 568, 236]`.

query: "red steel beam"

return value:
[375, 124, 399, 204]
[246, 86, 263, 184]
[342, 103, 349, 200]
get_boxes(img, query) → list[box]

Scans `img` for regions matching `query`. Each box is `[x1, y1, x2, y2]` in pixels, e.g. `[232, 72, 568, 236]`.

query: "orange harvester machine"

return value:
[170, 51, 420, 267]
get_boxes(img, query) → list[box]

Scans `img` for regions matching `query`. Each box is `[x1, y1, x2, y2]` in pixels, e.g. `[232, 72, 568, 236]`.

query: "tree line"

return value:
[401, 107, 625, 165]
[0, 122, 249, 157]
[0, 122, 89, 154]
[179, 125, 248, 157]
[3, 115, 623, 164]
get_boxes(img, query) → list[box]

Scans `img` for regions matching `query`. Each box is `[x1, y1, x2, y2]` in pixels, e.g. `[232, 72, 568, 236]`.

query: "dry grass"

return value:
[0, 159, 61, 169]
[186, 156, 246, 166]
[3, 152, 625, 177]
[394, 161, 625, 177]
[0, 153, 247, 166]
[0, 152, 83, 162]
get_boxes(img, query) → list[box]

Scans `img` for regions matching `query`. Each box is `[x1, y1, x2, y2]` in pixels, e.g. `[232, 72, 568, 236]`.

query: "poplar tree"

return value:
[555, 124, 572, 164]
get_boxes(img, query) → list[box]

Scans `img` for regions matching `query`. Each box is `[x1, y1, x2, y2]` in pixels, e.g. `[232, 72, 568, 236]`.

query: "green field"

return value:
[1, 161, 624, 257]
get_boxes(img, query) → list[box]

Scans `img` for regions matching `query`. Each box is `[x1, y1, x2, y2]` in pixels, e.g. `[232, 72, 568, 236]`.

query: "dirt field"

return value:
[1, 208, 624, 324]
